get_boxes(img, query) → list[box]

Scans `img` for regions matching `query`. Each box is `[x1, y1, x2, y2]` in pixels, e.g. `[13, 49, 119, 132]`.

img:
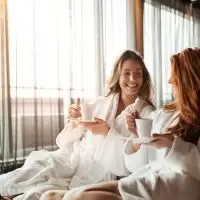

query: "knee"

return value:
[40, 191, 65, 200]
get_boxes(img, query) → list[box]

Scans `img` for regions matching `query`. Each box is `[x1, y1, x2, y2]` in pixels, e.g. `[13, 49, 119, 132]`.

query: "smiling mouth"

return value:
[126, 84, 137, 89]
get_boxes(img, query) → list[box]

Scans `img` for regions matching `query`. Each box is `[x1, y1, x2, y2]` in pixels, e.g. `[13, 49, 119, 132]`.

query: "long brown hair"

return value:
[106, 50, 154, 108]
[164, 48, 200, 144]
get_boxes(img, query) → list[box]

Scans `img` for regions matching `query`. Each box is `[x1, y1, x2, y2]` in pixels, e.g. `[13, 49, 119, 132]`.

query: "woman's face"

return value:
[168, 74, 177, 99]
[119, 60, 143, 97]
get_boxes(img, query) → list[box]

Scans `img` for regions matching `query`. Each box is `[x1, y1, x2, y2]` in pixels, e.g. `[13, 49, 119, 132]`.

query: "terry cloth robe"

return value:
[118, 109, 200, 200]
[60, 109, 200, 200]
[0, 93, 154, 200]
[40, 96, 154, 200]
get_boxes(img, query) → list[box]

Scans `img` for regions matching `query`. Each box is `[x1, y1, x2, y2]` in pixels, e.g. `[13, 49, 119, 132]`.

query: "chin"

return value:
[125, 91, 138, 97]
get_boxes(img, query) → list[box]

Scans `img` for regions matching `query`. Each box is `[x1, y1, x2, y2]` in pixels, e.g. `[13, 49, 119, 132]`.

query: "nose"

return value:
[129, 73, 135, 82]
[168, 77, 171, 84]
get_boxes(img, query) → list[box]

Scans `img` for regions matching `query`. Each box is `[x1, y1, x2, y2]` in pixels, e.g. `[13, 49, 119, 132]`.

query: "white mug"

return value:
[135, 119, 153, 138]
[80, 103, 95, 121]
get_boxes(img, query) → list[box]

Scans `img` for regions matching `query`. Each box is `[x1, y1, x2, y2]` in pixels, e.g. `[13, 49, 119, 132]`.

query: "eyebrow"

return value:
[122, 68, 142, 72]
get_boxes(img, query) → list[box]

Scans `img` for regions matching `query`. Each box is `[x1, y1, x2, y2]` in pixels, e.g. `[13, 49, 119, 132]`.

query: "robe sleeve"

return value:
[122, 105, 156, 173]
[94, 127, 131, 177]
[123, 139, 149, 173]
[56, 121, 86, 152]
[56, 97, 101, 152]
[165, 137, 200, 181]
[140, 105, 155, 119]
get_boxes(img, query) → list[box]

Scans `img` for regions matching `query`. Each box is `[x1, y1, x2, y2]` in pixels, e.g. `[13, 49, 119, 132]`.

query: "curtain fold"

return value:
[193, 5, 200, 45]
[134, 0, 144, 56]
[144, 0, 200, 108]
[0, 0, 13, 170]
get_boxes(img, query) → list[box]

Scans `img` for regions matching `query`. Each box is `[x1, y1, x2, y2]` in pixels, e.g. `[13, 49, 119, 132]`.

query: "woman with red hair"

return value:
[62, 48, 200, 200]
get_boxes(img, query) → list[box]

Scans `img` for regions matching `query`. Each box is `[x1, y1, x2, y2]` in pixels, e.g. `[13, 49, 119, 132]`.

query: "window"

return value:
[8, 0, 131, 99]
[144, 2, 194, 107]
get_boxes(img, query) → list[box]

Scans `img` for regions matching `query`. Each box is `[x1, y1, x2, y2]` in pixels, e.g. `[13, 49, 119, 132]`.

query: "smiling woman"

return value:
[37, 50, 155, 200]
[68, 48, 200, 200]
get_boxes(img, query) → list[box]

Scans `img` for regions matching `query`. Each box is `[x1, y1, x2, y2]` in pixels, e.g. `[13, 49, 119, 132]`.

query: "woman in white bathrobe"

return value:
[0, 50, 155, 200]
[63, 48, 200, 200]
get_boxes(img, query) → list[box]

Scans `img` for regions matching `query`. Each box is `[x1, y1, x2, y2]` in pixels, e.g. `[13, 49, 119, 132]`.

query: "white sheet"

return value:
[0, 94, 154, 200]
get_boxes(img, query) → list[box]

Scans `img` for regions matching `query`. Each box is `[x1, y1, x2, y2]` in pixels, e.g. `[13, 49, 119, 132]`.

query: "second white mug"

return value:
[135, 119, 153, 138]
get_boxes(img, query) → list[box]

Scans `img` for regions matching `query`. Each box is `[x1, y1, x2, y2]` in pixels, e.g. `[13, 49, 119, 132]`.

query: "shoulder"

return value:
[150, 108, 177, 121]
[140, 105, 155, 118]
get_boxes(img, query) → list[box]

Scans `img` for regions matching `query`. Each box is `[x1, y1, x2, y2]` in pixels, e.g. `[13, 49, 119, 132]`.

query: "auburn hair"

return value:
[164, 48, 200, 144]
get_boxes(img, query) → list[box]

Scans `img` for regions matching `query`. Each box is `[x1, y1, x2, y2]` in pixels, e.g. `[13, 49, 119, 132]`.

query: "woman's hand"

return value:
[125, 110, 141, 152]
[125, 110, 140, 134]
[145, 133, 174, 149]
[79, 118, 110, 136]
[68, 98, 81, 121]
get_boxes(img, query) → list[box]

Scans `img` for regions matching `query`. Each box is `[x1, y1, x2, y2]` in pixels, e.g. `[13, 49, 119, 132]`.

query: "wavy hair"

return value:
[106, 50, 154, 108]
[164, 48, 200, 144]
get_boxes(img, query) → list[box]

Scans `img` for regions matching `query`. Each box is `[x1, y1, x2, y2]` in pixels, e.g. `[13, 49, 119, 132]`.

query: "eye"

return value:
[136, 73, 142, 77]
[122, 72, 130, 75]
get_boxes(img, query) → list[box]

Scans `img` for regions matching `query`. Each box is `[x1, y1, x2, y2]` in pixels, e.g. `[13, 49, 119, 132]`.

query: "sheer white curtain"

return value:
[7, 0, 134, 117]
[144, 0, 200, 108]
[0, 0, 13, 167]
[1, 0, 135, 168]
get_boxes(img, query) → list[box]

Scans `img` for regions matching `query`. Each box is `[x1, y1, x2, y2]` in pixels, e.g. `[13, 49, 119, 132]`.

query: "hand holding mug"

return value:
[125, 110, 140, 135]
[145, 133, 174, 149]
[79, 118, 110, 136]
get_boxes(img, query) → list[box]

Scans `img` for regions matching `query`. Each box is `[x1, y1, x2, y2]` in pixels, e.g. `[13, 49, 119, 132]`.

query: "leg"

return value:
[83, 181, 120, 195]
[40, 190, 66, 200]
[73, 181, 122, 200]
[74, 191, 122, 200]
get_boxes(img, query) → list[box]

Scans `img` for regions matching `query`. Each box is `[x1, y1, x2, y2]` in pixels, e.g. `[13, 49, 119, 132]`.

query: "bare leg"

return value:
[74, 191, 122, 200]
[73, 181, 122, 200]
[40, 190, 66, 200]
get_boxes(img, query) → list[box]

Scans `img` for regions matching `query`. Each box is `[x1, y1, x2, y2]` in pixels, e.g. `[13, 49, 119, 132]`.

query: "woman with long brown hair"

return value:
[0, 50, 155, 200]
[63, 48, 200, 200]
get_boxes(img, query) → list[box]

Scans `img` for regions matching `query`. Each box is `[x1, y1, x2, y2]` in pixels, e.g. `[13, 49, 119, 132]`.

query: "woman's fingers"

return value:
[133, 110, 140, 119]
[126, 115, 135, 121]
[69, 107, 81, 118]
[144, 133, 174, 148]
[152, 133, 173, 140]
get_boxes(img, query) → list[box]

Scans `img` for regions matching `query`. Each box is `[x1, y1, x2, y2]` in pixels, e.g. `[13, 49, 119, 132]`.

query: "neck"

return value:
[121, 93, 137, 106]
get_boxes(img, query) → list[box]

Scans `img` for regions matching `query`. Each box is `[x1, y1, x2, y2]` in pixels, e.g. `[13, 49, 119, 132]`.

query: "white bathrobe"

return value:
[0, 93, 154, 200]
[61, 109, 200, 200]
[119, 109, 200, 200]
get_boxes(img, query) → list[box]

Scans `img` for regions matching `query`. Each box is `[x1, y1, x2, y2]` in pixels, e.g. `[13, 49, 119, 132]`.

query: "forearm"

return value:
[124, 140, 148, 173]
[56, 122, 85, 149]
